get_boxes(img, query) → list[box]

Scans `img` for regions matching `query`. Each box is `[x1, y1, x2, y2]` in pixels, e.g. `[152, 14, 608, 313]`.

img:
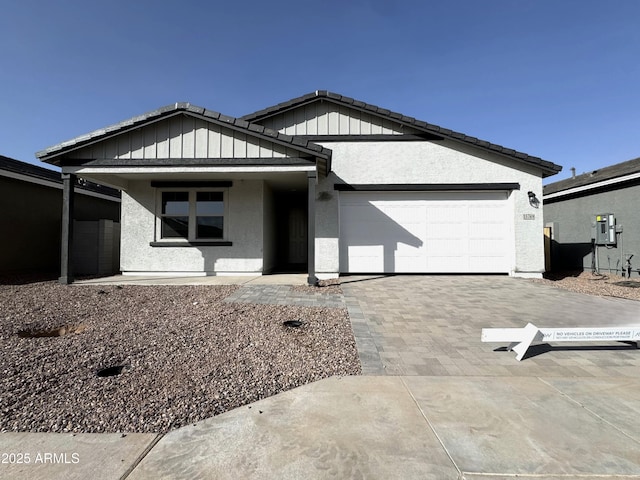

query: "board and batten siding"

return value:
[259, 102, 420, 136]
[68, 114, 302, 160]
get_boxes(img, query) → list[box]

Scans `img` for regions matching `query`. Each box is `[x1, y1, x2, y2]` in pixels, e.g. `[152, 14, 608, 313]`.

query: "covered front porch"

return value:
[36, 103, 332, 285]
[57, 167, 319, 285]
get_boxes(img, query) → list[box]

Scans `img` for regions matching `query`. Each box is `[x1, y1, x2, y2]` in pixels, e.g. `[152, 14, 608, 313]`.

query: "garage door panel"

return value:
[427, 256, 466, 270]
[346, 245, 384, 272]
[470, 223, 504, 239]
[469, 239, 506, 256]
[340, 191, 512, 274]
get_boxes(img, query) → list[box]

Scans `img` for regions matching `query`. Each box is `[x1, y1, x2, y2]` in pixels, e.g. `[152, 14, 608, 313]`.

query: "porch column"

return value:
[59, 173, 76, 284]
[307, 171, 317, 285]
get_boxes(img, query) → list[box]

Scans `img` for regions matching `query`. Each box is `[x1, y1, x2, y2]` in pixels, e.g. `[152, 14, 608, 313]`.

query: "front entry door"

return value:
[288, 206, 307, 264]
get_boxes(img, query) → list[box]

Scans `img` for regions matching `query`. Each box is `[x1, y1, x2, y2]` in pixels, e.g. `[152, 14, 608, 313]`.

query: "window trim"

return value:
[154, 187, 229, 245]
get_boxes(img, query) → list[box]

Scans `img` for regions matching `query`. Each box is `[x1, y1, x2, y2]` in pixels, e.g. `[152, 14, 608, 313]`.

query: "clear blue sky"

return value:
[1, 0, 639, 183]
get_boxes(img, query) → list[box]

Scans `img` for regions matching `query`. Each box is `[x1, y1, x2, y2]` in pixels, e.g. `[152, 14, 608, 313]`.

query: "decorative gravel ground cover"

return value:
[0, 280, 360, 433]
[532, 271, 640, 301]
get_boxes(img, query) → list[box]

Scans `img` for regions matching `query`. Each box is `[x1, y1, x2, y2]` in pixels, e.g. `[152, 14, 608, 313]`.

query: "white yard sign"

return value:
[540, 327, 640, 342]
[481, 323, 640, 361]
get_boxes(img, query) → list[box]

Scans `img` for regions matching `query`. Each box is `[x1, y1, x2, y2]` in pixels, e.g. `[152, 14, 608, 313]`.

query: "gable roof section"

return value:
[242, 90, 562, 178]
[544, 156, 640, 199]
[37, 103, 332, 170]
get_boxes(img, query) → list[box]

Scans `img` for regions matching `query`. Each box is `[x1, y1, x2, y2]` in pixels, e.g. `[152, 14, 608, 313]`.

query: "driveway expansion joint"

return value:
[537, 377, 640, 445]
[121, 433, 164, 480]
[400, 376, 463, 478]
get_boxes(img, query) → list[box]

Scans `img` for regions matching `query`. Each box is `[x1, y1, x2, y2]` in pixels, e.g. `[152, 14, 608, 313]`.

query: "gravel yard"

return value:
[0, 280, 360, 434]
[532, 271, 640, 301]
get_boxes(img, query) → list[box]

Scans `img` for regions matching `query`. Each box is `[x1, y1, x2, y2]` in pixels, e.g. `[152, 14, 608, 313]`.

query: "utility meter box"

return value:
[594, 213, 616, 246]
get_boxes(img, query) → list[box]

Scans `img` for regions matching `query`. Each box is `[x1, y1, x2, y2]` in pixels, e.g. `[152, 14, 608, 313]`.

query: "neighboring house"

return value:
[36, 91, 561, 284]
[0, 155, 121, 275]
[543, 157, 640, 275]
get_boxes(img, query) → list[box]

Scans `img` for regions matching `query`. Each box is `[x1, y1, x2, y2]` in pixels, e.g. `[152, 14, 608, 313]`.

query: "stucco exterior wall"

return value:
[544, 185, 640, 274]
[315, 140, 545, 277]
[120, 180, 265, 274]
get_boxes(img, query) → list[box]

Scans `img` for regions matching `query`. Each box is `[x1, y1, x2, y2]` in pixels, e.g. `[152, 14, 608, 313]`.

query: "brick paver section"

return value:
[341, 275, 640, 377]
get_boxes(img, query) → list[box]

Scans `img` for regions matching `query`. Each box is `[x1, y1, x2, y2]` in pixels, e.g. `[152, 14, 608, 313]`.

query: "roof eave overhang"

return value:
[544, 170, 640, 201]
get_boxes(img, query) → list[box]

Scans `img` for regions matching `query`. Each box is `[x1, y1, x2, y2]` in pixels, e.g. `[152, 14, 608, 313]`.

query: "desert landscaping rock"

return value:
[0, 281, 360, 434]
[533, 271, 640, 301]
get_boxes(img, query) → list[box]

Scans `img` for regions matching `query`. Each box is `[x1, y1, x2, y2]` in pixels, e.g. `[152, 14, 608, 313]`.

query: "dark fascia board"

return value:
[0, 154, 120, 198]
[61, 157, 316, 168]
[543, 156, 640, 195]
[241, 91, 562, 177]
[296, 133, 443, 142]
[37, 103, 332, 165]
[334, 183, 521, 191]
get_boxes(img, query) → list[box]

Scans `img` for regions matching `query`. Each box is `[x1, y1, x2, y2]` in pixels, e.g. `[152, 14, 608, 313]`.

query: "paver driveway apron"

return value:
[341, 275, 640, 376]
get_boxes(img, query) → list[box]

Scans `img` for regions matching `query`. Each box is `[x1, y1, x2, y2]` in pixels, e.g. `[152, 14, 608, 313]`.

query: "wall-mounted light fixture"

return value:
[527, 191, 540, 208]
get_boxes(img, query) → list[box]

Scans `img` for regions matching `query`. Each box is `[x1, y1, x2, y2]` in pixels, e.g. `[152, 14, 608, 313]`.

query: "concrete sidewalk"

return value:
[3, 375, 639, 479]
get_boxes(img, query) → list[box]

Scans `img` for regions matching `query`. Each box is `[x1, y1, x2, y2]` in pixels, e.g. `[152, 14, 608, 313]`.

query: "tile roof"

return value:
[36, 103, 332, 163]
[544, 156, 640, 196]
[242, 90, 562, 177]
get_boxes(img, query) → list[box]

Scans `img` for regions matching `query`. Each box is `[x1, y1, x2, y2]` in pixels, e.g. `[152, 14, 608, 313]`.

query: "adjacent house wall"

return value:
[0, 176, 120, 274]
[314, 140, 545, 277]
[544, 185, 640, 274]
[73, 220, 121, 275]
[120, 179, 265, 275]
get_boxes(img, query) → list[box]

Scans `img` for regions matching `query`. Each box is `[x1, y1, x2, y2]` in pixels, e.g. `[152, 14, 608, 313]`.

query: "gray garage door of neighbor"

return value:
[339, 191, 512, 274]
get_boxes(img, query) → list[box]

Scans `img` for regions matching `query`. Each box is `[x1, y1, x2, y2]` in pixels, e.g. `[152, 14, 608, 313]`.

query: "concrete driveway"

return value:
[341, 275, 640, 376]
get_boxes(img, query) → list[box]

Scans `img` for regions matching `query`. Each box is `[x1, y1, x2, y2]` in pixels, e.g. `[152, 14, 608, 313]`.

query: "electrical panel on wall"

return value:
[594, 213, 617, 246]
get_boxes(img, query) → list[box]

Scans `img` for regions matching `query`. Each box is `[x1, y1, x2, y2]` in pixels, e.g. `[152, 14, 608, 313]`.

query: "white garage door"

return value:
[339, 191, 512, 273]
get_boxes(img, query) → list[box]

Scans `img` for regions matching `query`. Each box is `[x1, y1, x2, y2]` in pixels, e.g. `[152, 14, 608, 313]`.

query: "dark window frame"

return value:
[156, 188, 228, 243]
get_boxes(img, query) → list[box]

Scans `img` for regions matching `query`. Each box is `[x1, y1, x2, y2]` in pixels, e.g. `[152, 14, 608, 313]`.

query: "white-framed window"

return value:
[157, 189, 227, 241]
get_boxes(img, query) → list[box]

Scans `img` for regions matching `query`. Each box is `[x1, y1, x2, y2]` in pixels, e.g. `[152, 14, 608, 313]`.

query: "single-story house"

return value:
[0, 155, 121, 275]
[36, 91, 561, 284]
[543, 157, 640, 275]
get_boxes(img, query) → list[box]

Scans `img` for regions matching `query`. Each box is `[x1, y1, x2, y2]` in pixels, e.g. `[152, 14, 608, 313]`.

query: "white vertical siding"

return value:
[253, 102, 417, 136]
[68, 113, 308, 160]
[194, 119, 208, 158]
[182, 116, 195, 159]
[169, 116, 182, 158]
[305, 103, 318, 135]
[131, 129, 144, 159]
[143, 125, 157, 158]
